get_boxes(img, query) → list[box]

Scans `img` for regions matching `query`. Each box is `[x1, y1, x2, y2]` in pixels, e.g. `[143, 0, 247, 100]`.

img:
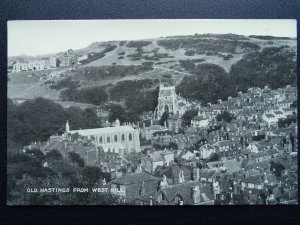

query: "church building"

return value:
[156, 84, 189, 120]
[65, 119, 141, 154]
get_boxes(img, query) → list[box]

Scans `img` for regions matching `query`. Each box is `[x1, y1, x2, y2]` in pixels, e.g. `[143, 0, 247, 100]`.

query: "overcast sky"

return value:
[8, 19, 297, 57]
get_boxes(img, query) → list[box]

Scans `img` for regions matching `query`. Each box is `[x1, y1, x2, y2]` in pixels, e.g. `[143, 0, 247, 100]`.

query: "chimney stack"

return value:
[192, 185, 201, 204]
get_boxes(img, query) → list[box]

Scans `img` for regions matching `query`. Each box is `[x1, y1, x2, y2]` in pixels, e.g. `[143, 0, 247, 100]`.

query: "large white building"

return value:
[12, 57, 57, 73]
[66, 119, 141, 154]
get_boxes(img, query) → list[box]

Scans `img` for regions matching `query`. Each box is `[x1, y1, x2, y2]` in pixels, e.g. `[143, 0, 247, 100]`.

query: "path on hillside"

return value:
[152, 66, 192, 76]
[39, 69, 66, 84]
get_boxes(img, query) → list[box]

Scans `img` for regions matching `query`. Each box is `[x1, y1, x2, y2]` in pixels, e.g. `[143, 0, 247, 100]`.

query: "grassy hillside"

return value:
[8, 33, 296, 109]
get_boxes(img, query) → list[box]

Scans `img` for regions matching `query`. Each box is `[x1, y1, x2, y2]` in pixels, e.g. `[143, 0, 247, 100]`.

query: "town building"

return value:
[66, 119, 141, 154]
[155, 84, 188, 119]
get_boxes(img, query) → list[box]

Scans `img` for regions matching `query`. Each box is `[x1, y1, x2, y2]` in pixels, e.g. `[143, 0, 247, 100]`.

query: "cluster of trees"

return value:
[157, 38, 260, 54]
[49, 77, 80, 90]
[105, 103, 141, 124]
[126, 40, 152, 48]
[194, 33, 249, 40]
[153, 142, 178, 150]
[230, 46, 296, 91]
[127, 45, 173, 61]
[181, 109, 198, 127]
[249, 35, 292, 40]
[109, 79, 159, 115]
[59, 78, 160, 124]
[125, 88, 158, 114]
[270, 161, 285, 178]
[60, 86, 108, 105]
[216, 111, 236, 123]
[208, 153, 221, 162]
[176, 63, 230, 104]
[176, 46, 296, 104]
[71, 64, 153, 81]
[7, 98, 100, 151]
[109, 79, 155, 101]
[143, 52, 174, 61]
[278, 116, 296, 128]
[80, 44, 117, 65]
[7, 149, 119, 205]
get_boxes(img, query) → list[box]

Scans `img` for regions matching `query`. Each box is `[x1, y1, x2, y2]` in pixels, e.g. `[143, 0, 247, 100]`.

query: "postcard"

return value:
[7, 19, 297, 205]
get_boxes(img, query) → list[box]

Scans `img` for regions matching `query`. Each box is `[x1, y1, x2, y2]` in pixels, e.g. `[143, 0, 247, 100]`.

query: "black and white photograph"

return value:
[7, 19, 297, 205]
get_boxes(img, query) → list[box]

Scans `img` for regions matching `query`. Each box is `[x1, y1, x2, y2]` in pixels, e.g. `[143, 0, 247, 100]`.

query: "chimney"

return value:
[164, 121, 167, 128]
[179, 169, 185, 183]
[139, 181, 145, 195]
[232, 181, 238, 194]
[194, 168, 200, 181]
[150, 196, 153, 206]
[66, 120, 70, 133]
[192, 185, 201, 204]
[263, 172, 268, 183]
[151, 119, 153, 127]
[212, 179, 220, 198]
[161, 175, 168, 187]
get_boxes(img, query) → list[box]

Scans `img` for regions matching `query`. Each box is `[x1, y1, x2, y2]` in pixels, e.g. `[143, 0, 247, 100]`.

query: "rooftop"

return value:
[111, 171, 160, 185]
[70, 125, 135, 136]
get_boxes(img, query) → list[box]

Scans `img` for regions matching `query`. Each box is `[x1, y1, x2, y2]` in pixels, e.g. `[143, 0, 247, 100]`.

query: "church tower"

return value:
[66, 120, 70, 133]
[157, 84, 178, 119]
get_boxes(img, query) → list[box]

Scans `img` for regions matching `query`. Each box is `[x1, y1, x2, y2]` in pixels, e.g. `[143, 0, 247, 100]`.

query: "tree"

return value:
[208, 153, 221, 162]
[25, 148, 45, 161]
[82, 166, 102, 186]
[169, 142, 179, 150]
[270, 161, 285, 177]
[87, 192, 121, 205]
[182, 109, 198, 127]
[7, 98, 100, 148]
[46, 149, 62, 160]
[68, 152, 85, 167]
[216, 111, 235, 123]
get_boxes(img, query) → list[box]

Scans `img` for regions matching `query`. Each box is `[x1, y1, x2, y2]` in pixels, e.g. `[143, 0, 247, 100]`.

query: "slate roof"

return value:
[199, 169, 217, 180]
[222, 159, 241, 174]
[265, 114, 275, 118]
[274, 111, 284, 115]
[213, 140, 233, 147]
[219, 180, 232, 192]
[192, 115, 207, 121]
[242, 176, 262, 185]
[154, 164, 193, 180]
[155, 182, 214, 205]
[70, 125, 135, 136]
[111, 172, 160, 185]
[151, 150, 173, 162]
[199, 144, 215, 150]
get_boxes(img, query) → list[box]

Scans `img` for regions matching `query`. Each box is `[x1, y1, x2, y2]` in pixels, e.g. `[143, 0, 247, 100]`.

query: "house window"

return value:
[99, 136, 103, 144]
[129, 133, 132, 141]
[116, 184, 120, 191]
[107, 136, 110, 143]
[122, 134, 125, 141]
[114, 135, 118, 142]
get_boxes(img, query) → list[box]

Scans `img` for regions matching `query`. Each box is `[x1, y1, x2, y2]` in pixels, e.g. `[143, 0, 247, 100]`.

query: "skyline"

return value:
[8, 19, 297, 57]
